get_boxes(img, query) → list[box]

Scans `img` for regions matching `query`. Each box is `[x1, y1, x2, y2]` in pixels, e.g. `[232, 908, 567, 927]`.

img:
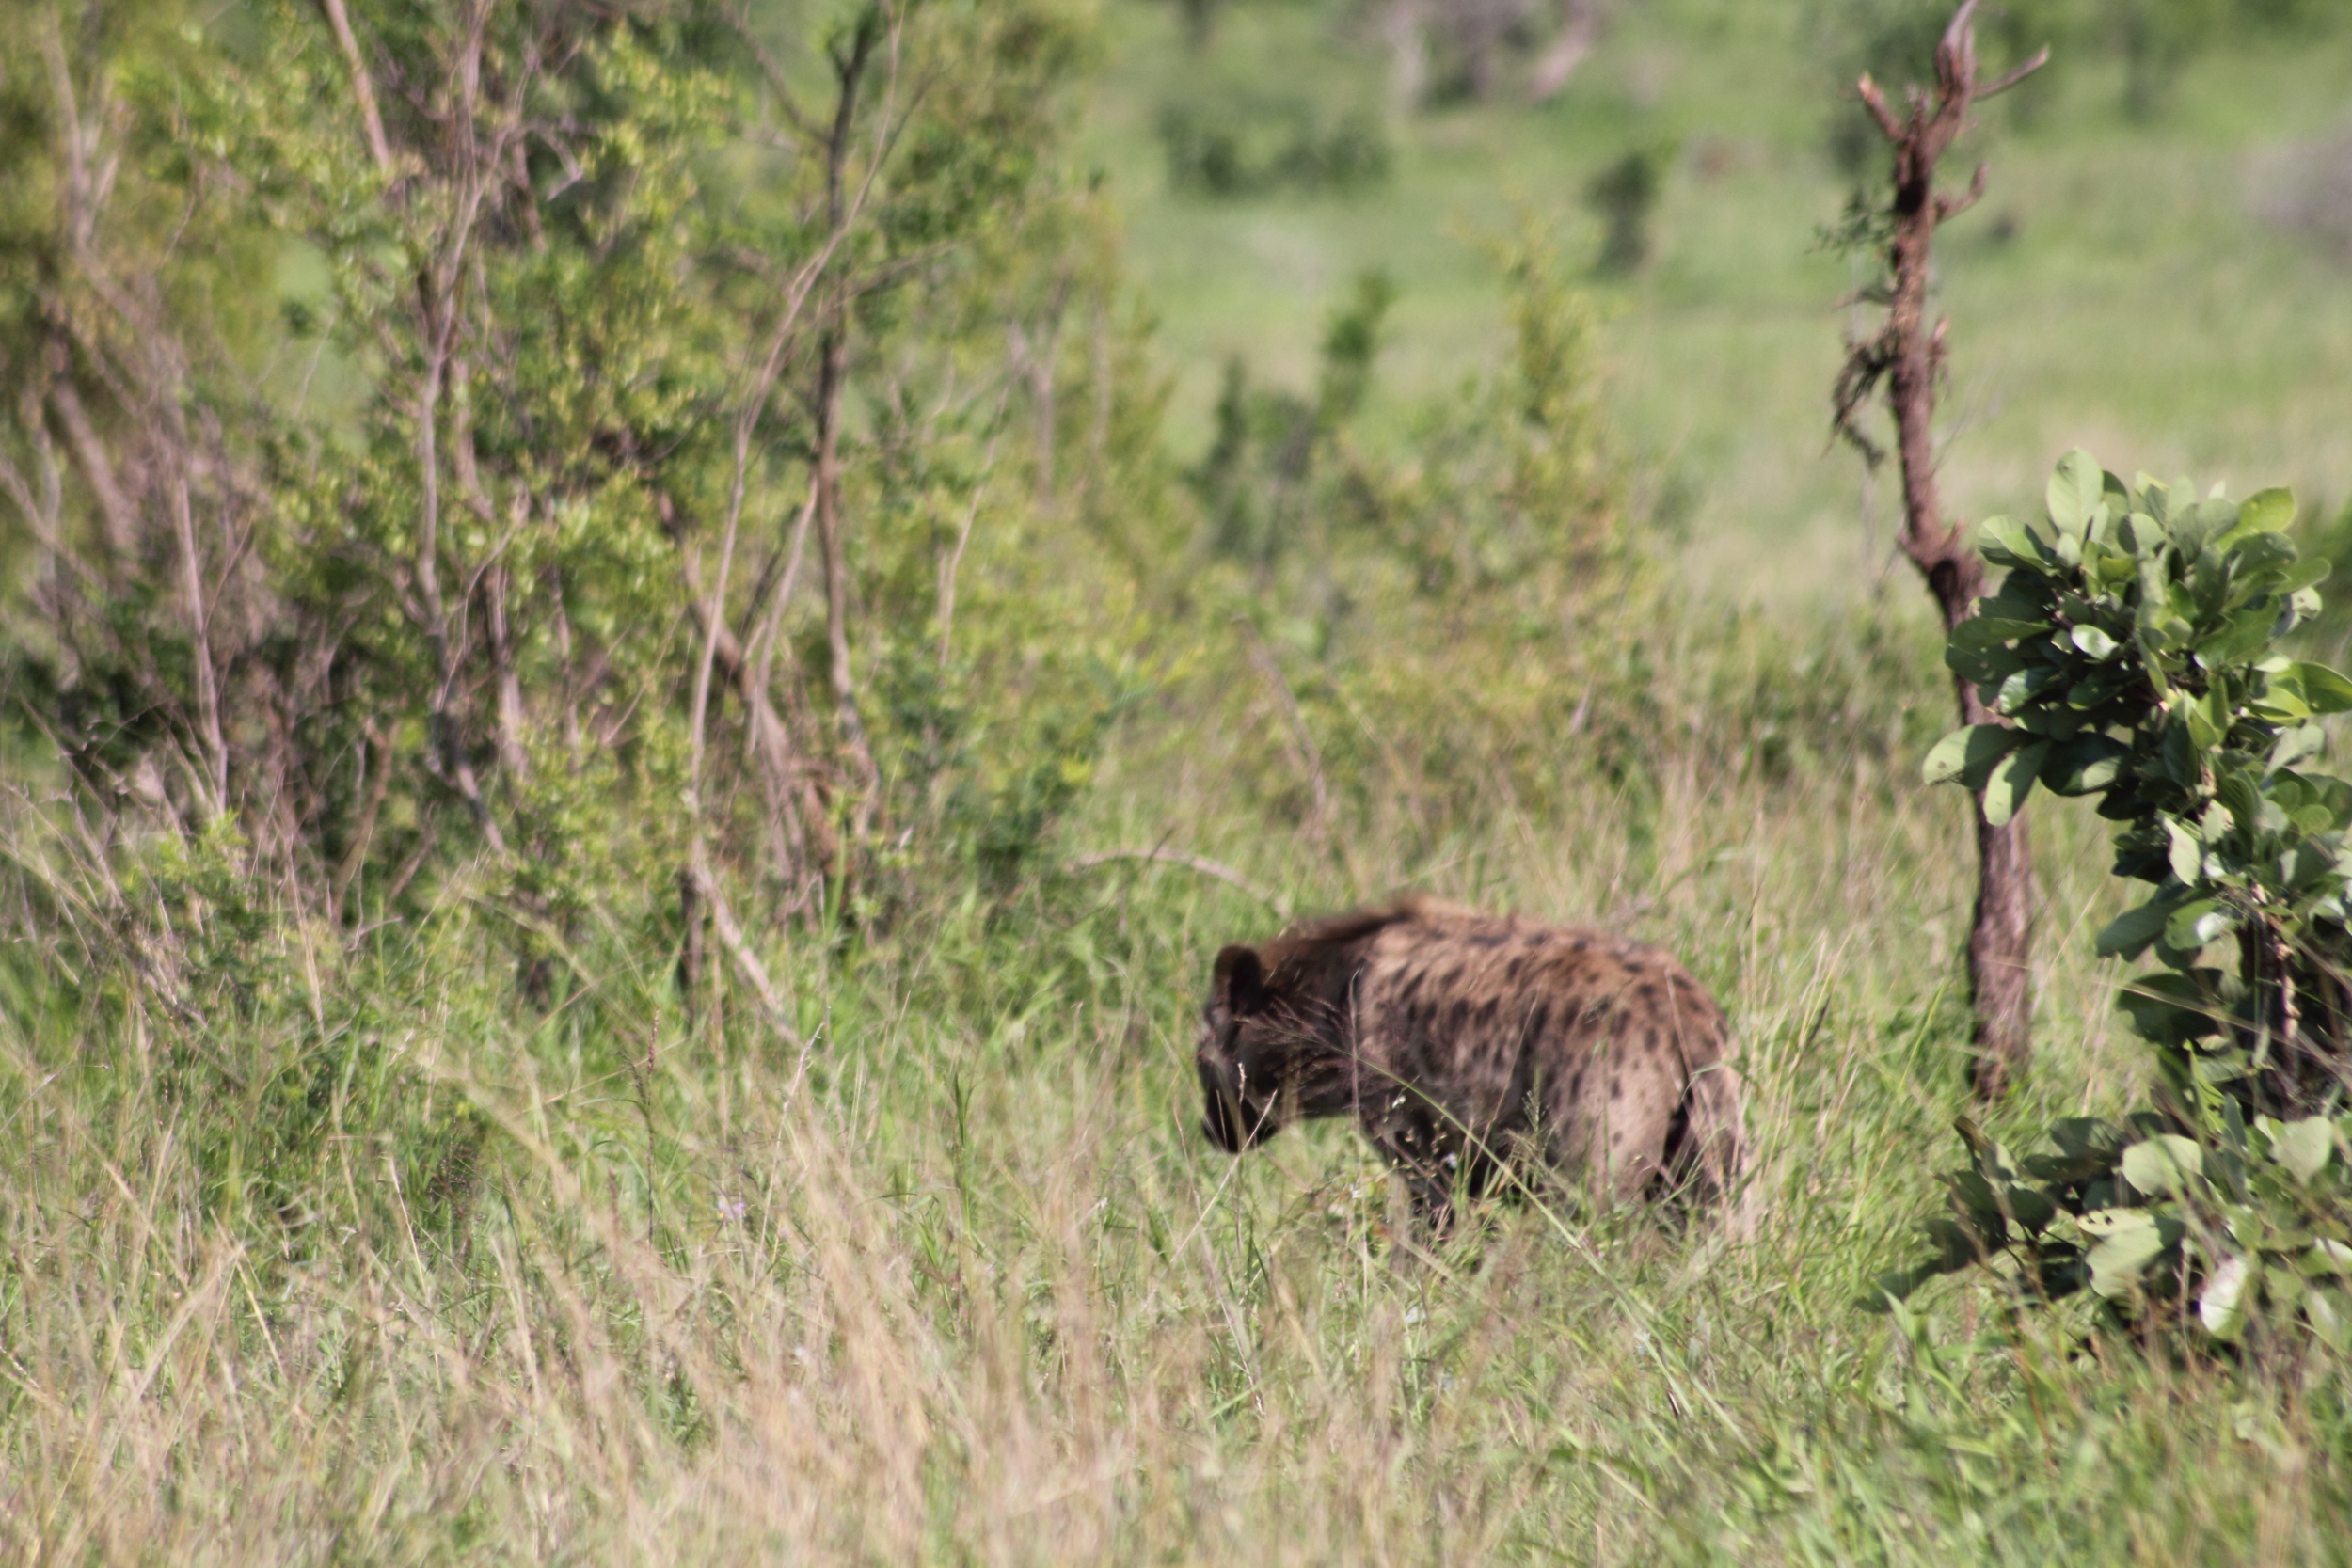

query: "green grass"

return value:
[1084, 0, 2352, 609]
[8, 4, 2352, 1560]
[5, 594, 2349, 1562]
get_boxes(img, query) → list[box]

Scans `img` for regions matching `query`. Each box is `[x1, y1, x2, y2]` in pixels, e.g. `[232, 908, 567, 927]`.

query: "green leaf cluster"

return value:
[1892, 450, 2352, 1350]
[1924, 451, 2351, 1107]
[1877, 1110, 2352, 1348]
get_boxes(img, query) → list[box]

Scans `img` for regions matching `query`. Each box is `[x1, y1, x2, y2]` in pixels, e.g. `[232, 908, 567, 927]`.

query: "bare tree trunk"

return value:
[1383, 0, 1430, 113]
[1836, 1, 2047, 1098]
[676, 863, 704, 1027]
[812, 319, 880, 830]
[318, 0, 395, 177]
[668, 487, 830, 888]
[163, 404, 227, 817]
[1528, 0, 1600, 102]
[810, 16, 886, 844]
[485, 562, 529, 779]
[46, 364, 136, 577]
[1009, 282, 1067, 515]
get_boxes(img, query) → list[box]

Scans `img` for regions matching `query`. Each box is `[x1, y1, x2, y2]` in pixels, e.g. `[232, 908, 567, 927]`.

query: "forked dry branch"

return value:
[1833, 0, 2047, 1099]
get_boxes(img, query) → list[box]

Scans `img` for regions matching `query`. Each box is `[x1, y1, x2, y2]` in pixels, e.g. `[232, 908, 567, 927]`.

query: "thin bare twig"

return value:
[687, 856, 807, 1054]
[317, 0, 396, 176]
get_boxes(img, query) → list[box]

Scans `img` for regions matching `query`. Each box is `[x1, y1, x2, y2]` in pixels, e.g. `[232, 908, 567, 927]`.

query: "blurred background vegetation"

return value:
[1098, 0, 2352, 608]
[2, 0, 2351, 1560]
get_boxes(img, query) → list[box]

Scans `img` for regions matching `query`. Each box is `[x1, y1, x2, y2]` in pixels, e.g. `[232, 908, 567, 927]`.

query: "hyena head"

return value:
[1197, 930, 1369, 1153]
[1198, 943, 1286, 1153]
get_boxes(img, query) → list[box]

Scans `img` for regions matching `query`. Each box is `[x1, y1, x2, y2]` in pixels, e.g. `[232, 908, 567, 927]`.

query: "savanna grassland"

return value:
[3, 0, 2351, 1563]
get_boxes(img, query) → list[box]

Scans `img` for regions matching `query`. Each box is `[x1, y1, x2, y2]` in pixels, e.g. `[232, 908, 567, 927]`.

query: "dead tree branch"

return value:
[1833, 0, 2046, 1098]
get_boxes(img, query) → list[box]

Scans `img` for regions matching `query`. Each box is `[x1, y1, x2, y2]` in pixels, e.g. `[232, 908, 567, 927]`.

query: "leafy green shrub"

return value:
[1155, 97, 1391, 198]
[1584, 145, 1675, 277]
[1889, 1107, 2352, 1345]
[1883, 451, 2352, 1344]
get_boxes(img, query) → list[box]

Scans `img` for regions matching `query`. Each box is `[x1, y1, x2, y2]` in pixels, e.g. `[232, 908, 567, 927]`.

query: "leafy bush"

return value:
[1883, 451, 2352, 1344]
[1155, 97, 1391, 198]
[1584, 144, 1675, 277]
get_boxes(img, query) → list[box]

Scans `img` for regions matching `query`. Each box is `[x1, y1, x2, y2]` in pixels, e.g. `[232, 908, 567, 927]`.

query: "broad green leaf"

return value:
[2066, 672, 2131, 711]
[1922, 725, 2020, 788]
[2270, 1117, 2335, 1183]
[2070, 624, 2121, 660]
[2252, 664, 2312, 721]
[1979, 515, 2047, 569]
[2097, 897, 2178, 958]
[1951, 614, 2048, 650]
[2175, 496, 2239, 555]
[2117, 986, 2223, 1045]
[2268, 723, 2326, 774]
[2310, 1289, 2351, 1354]
[1947, 642, 2027, 686]
[2199, 1254, 2256, 1340]
[2226, 530, 2298, 578]
[2233, 486, 2296, 537]
[2046, 449, 2106, 533]
[2087, 1212, 2171, 1299]
[2293, 662, 2352, 714]
[2117, 970, 2233, 1043]
[2160, 717, 2203, 785]
[1980, 579, 2057, 621]
[2122, 1134, 2204, 1195]
[2005, 1183, 2058, 1237]
[2217, 771, 2263, 832]
[2166, 819, 2202, 885]
[2052, 1117, 2124, 1161]
[2176, 690, 2222, 752]
[1923, 1216, 1984, 1270]
[1862, 1268, 1924, 1308]
[2041, 734, 2126, 796]
[1996, 665, 2065, 715]
[2277, 556, 2332, 596]
[1942, 1169, 2010, 1239]
[2281, 839, 2339, 889]
[2199, 604, 2279, 669]
[1982, 741, 2047, 826]
[2162, 897, 2234, 951]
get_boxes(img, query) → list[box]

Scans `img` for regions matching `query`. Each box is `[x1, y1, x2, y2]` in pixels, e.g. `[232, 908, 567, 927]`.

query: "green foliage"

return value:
[1154, 94, 1391, 198]
[1891, 451, 2352, 1348]
[1878, 1109, 2352, 1346]
[1925, 452, 2349, 1105]
[1315, 266, 1394, 427]
[1584, 143, 1677, 277]
[1168, 216, 1651, 843]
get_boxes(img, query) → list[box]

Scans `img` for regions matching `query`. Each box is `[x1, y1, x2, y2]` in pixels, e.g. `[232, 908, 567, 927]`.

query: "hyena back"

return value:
[1196, 897, 1746, 1222]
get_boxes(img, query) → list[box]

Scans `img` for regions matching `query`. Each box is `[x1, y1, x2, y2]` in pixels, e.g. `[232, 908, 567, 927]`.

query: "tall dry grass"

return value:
[2, 594, 2346, 1565]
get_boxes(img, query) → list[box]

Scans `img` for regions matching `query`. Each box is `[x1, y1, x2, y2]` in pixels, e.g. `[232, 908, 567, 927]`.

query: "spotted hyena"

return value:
[1196, 897, 1746, 1225]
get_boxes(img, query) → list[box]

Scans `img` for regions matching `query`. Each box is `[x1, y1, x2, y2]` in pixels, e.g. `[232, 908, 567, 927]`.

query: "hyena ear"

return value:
[1213, 944, 1268, 1015]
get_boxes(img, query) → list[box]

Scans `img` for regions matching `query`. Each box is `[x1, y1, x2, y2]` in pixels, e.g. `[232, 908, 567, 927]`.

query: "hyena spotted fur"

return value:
[1197, 897, 1746, 1224]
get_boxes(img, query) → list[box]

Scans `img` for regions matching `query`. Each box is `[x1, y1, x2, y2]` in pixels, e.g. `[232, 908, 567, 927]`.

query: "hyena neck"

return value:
[1263, 934, 1375, 1122]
